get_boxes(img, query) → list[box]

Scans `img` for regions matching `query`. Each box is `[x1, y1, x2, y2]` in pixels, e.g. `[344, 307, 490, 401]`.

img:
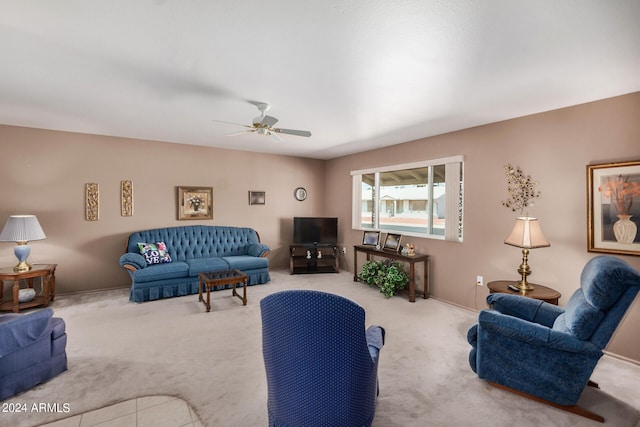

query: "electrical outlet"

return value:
[476, 275, 483, 286]
[342, 247, 347, 254]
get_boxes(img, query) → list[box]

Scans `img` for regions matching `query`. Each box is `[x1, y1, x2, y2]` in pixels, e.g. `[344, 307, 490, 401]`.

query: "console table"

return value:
[353, 245, 429, 302]
[0, 264, 57, 313]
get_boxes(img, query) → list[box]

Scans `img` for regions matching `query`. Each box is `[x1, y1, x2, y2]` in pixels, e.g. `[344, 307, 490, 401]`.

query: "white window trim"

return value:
[351, 155, 464, 242]
[350, 155, 464, 177]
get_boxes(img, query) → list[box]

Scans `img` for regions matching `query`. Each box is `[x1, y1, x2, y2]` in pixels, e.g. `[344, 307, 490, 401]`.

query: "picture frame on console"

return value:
[383, 233, 402, 252]
[362, 231, 380, 246]
[587, 160, 640, 256]
[177, 186, 213, 220]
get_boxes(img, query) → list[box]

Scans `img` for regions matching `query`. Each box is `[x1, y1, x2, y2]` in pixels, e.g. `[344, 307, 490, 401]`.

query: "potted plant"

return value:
[358, 259, 409, 298]
[358, 260, 385, 287]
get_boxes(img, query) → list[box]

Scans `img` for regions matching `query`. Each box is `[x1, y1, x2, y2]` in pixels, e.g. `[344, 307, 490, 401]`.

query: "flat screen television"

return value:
[293, 217, 338, 245]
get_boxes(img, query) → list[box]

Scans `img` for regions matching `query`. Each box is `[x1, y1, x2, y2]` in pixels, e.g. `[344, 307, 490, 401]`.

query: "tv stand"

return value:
[289, 244, 339, 274]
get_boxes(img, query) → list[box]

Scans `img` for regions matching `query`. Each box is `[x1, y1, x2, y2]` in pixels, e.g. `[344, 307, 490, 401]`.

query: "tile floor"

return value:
[38, 395, 203, 427]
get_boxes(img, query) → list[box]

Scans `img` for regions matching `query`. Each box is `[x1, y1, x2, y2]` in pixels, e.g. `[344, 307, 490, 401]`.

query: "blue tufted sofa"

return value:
[119, 225, 270, 303]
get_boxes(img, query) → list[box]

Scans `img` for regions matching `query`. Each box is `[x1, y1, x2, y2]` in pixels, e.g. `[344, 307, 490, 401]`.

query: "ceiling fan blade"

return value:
[269, 132, 284, 143]
[226, 130, 254, 137]
[254, 115, 279, 127]
[212, 119, 252, 129]
[274, 128, 312, 137]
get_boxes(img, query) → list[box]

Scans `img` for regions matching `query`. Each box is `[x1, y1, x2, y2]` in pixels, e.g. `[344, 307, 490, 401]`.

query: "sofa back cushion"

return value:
[127, 226, 260, 261]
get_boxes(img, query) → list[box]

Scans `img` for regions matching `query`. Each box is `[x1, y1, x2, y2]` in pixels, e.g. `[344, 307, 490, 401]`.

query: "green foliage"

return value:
[358, 259, 409, 298]
[358, 260, 385, 286]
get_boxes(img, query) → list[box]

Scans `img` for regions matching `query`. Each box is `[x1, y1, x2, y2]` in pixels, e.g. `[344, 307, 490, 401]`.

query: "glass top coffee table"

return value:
[197, 269, 248, 312]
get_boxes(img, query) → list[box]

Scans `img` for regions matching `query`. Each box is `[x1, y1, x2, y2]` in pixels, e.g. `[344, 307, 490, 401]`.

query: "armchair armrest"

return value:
[478, 309, 601, 355]
[487, 293, 564, 327]
[0, 308, 54, 357]
[365, 325, 385, 364]
[119, 253, 147, 271]
[248, 243, 270, 257]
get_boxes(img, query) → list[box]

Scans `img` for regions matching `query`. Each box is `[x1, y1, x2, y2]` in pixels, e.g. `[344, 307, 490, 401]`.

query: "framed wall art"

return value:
[587, 160, 640, 256]
[121, 180, 133, 217]
[177, 186, 213, 220]
[85, 183, 99, 221]
[249, 191, 266, 205]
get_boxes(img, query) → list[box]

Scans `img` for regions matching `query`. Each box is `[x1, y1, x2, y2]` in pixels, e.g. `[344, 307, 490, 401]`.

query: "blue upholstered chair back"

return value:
[261, 290, 379, 427]
[126, 225, 260, 261]
[552, 256, 640, 348]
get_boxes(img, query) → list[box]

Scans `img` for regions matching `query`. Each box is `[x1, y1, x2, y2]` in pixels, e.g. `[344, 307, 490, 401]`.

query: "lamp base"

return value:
[511, 279, 534, 291]
[14, 261, 32, 273]
[13, 242, 33, 272]
[513, 247, 535, 291]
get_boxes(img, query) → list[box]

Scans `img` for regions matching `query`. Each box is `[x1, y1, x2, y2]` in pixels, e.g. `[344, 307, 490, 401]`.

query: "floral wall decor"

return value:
[501, 164, 541, 215]
[598, 175, 640, 217]
[85, 183, 99, 221]
[177, 186, 213, 220]
[121, 180, 133, 217]
[588, 160, 640, 255]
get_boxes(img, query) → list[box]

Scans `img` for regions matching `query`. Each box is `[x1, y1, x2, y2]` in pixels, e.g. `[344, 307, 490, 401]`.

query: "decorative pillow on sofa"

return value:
[137, 242, 172, 265]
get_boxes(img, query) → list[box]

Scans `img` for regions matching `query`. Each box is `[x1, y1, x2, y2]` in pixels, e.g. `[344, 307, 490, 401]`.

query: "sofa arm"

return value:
[119, 253, 147, 271]
[366, 325, 385, 364]
[487, 293, 564, 327]
[478, 309, 600, 355]
[0, 308, 54, 358]
[248, 243, 270, 257]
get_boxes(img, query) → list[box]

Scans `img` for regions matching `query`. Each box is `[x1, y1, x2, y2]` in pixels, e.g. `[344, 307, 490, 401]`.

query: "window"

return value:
[351, 156, 464, 241]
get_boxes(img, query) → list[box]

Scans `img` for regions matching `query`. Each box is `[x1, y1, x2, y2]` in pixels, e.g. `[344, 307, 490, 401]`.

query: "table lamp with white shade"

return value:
[0, 215, 46, 272]
[504, 216, 550, 291]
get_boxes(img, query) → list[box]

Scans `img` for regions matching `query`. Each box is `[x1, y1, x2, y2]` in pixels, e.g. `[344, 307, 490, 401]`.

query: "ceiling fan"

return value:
[213, 102, 312, 143]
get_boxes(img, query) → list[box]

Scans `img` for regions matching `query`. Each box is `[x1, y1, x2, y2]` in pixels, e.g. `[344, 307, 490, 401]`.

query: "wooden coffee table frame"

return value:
[198, 269, 248, 312]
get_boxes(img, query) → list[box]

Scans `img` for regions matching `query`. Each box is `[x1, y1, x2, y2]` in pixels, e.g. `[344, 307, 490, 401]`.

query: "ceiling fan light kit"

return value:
[214, 102, 311, 143]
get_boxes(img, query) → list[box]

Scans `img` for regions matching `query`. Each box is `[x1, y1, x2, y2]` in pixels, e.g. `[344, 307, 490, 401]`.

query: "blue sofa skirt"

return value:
[129, 270, 270, 303]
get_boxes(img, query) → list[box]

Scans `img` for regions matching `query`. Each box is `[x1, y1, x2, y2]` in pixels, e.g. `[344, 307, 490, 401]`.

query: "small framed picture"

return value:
[249, 191, 266, 205]
[362, 230, 380, 246]
[383, 233, 402, 252]
[177, 186, 213, 220]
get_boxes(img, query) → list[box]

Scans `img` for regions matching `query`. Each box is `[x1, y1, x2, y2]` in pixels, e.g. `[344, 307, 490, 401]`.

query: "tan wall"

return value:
[325, 92, 640, 362]
[0, 125, 325, 292]
[1, 92, 639, 362]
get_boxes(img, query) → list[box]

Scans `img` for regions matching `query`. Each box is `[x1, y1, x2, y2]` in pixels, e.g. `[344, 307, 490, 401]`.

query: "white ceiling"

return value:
[1, 1, 639, 160]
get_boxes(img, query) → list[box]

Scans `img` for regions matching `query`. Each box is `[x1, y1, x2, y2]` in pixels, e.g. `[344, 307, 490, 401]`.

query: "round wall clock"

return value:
[294, 187, 307, 201]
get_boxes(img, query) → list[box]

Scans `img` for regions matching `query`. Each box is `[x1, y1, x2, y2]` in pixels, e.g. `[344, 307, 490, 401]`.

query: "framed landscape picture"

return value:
[177, 186, 213, 220]
[587, 160, 640, 256]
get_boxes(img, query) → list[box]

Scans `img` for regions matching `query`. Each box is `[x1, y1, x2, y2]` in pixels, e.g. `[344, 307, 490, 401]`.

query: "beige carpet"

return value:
[3, 270, 640, 427]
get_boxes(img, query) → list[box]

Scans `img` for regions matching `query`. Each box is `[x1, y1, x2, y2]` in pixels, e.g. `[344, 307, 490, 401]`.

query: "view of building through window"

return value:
[353, 159, 462, 240]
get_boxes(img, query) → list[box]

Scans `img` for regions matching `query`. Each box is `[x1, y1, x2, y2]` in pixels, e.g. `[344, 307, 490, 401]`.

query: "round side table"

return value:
[487, 280, 561, 305]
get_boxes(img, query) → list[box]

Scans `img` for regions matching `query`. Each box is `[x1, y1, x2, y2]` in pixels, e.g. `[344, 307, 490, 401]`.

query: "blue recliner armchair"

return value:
[0, 308, 67, 401]
[467, 255, 640, 422]
[260, 290, 385, 427]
